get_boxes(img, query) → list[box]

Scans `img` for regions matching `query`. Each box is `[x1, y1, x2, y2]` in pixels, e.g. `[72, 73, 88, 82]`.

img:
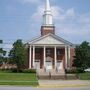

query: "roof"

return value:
[28, 33, 74, 46]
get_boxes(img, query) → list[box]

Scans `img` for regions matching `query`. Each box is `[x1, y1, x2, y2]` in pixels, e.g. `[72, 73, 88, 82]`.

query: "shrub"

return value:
[0, 68, 36, 73]
[76, 68, 85, 73]
[66, 68, 85, 74]
[11, 68, 23, 73]
[0, 69, 12, 73]
[66, 69, 77, 74]
[22, 69, 36, 73]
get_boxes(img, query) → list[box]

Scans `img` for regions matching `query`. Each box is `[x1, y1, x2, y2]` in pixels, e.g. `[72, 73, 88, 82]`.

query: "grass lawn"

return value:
[78, 72, 90, 80]
[0, 72, 38, 86]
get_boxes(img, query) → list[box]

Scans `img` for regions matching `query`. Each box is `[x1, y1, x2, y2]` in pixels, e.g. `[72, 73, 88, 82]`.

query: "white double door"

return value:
[34, 61, 40, 69]
[45, 57, 63, 71]
[45, 61, 63, 71]
[45, 56, 53, 71]
[56, 60, 63, 70]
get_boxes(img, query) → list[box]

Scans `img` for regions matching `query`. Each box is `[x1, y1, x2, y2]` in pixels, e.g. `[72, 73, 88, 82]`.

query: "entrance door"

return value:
[34, 60, 40, 69]
[56, 60, 63, 70]
[45, 56, 53, 72]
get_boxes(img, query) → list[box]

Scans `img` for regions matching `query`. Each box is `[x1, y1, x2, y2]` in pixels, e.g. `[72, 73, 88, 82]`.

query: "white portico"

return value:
[28, 34, 73, 71]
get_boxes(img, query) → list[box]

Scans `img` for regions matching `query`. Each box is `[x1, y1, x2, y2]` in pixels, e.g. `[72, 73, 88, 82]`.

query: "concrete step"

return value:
[37, 69, 78, 80]
[37, 69, 66, 80]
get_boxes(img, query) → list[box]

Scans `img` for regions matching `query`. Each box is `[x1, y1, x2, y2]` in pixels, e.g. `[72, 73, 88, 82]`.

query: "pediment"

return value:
[29, 34, 73, 45]
[32, 35, 64, 45]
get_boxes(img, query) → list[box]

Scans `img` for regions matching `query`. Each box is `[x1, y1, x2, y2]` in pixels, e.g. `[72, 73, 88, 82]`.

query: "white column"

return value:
[33, 46, 35, 68]
[54, 46, 57, 69]
[44, 46, 46, 68]
[29, 45, 31, 69]
[65, 46, 68, 69]
[68, 46, 71, 68]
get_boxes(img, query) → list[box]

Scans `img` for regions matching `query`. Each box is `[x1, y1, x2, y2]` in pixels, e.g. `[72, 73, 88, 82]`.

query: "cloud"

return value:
[66, 8, 75, 17]
[56, 13, 90, 43]
[0, 44, 13, 49]
[29, 4, 90, 43]
[3, 44, 13, 49]
[78, 14, 90, 24]
[51, 7, 75, 21]
[51, 6, 64, 20]
[30, 5, 76, 22]
[30, 5, 44, 23]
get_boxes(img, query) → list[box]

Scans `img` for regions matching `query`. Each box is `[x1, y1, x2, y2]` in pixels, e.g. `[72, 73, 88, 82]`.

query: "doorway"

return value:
[45, 56, 53, 72]
[56, 60, 63, 70]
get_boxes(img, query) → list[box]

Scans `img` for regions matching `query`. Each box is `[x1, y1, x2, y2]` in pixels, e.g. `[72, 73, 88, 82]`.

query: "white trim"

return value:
[54, 46, 57, 69]
[68, 46, 71, 68]
[29, 45, 31, 69]
[33, 46, 35, 68]
[44, 46, 46, 68]
[65, 46, 68, 69]
[28, 34, 73, 45]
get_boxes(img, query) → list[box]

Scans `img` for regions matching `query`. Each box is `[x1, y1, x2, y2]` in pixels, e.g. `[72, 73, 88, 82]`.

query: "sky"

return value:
[0, 0, 90, 50]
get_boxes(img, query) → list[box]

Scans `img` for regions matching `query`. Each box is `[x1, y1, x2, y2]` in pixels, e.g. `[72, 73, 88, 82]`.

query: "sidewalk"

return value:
[38, 80, 90, 88]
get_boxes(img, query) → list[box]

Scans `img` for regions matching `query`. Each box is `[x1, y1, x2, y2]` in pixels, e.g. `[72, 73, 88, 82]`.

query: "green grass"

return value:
[78, 72, 90, 80]
[0, 72, 38, 86]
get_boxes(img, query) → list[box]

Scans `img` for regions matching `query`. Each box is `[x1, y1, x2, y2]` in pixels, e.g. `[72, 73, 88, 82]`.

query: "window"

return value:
[46, 49, 51, 55]
[57, 49, 60, 55]
[57, 49, 64, 55]
[36, 48, 42, 53]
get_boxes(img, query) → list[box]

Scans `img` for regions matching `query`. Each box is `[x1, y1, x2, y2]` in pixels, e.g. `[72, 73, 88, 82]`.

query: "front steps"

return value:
[37, 69, 78, 80]
[37, 69, 50, 79]
[37, 69, 65, 80]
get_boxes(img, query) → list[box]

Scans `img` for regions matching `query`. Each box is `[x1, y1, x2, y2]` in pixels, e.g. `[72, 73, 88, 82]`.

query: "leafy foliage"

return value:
[0, 40, 6, 65]
[74, 41, 90, 71]
[9, 39, 28, 72]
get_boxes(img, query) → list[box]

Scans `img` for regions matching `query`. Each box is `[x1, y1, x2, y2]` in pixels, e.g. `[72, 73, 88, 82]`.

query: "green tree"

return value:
[9, 39, 27, 72]
[0, 40, 6, 65]
[74, 41, 90, 71]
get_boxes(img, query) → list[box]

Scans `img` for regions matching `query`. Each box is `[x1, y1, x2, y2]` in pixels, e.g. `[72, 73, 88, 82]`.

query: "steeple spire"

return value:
[43, 0, 53, 26]
[41, 0, 55, 36]
[45, 0, 51, 11]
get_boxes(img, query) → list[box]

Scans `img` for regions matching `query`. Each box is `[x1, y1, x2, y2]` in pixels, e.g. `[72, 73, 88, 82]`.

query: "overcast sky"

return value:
[0, 0, 90, 49]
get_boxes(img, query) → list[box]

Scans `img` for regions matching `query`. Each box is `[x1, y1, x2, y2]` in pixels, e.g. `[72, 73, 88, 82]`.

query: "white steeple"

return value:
[43, 0, 53, 26]
[45, 0, 51, 11]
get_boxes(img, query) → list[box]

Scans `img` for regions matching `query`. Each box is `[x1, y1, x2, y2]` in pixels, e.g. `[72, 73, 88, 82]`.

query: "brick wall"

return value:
[70, 48, 75, 68]
[41, 26, 55, 36]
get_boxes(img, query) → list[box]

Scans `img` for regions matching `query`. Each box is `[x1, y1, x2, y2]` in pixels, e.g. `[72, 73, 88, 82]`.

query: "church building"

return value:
[27, 0, 75, 72]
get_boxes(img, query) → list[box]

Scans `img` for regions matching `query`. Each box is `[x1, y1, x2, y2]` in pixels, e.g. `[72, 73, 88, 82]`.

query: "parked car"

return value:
[85, 68, 90, 72]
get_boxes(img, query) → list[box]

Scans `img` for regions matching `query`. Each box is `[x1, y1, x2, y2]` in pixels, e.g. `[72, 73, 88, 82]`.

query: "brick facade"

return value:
[28, 47, 72, 69]
[41, 26, 55, 36]
[70, 48, 75, 67]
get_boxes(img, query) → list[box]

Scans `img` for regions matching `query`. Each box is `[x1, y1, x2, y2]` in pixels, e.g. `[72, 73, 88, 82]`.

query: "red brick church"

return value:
[27, 0, 75, 72]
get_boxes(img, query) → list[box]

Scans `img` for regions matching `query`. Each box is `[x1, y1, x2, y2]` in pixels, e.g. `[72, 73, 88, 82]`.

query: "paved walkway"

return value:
[0, 86, 90, 90]
[38, 80, 90, 88]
